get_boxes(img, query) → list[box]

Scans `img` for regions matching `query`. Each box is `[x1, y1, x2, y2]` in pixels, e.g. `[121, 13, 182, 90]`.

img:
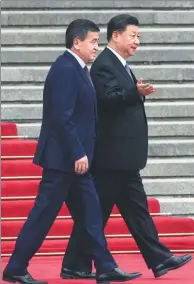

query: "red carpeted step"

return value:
[105, 217, 194, 235]
[2, 200, 69, 218]
[2, 217, 194, 237]
[1, 159, 42, 177]
[2, 236, 194, 254]
[1, 179, 160, 213]
[1, 198, 160, 218]
[1, 122, 17, 136]
[2, 180, 41, 197]
[1, 139, 37, 156]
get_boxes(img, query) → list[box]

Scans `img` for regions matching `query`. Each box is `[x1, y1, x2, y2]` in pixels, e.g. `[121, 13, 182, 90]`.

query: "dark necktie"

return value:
[125, 63, 134, 82]
[125, 63, 144, 101]
[84, 66, 93, 86]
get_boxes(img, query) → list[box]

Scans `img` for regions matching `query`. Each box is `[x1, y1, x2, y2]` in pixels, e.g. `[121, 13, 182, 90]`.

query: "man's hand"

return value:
[75, 155, 88, 174]
[137, 78, 156, 96]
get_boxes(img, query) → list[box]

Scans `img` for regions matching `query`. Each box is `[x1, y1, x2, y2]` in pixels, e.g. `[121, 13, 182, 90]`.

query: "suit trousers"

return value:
[6, 168, 116, 275]
[63, 169, 172, 270]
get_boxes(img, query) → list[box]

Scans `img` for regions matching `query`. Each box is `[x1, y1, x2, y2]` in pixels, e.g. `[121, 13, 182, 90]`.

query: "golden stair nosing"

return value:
[1, 213, 172, 221]
[2, 232, 194, 241]
[2, 249, 194, 257]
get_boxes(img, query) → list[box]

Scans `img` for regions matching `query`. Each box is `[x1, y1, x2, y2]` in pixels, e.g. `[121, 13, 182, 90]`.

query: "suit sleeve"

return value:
[50, 65, 86, 161]
[91, 64, 143, 108]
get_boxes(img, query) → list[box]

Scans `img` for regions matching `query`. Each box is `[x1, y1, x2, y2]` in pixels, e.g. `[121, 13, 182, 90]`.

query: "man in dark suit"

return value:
[3, 19, 142, 284]
[62, 14, 192, 279]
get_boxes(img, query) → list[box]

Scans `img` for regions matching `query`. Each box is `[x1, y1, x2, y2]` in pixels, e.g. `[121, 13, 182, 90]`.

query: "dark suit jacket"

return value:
[90, 48, 148, 171]
[33, 51, 97, 172]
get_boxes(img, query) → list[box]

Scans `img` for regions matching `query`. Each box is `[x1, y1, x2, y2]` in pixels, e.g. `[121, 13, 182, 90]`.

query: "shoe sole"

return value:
[96, 282, 110, 284]
[153, 268, 169, 278]
[3, 276, 47, 284]
[97, 273, 142, 283]
[60, 273, 79, 279]
[154, 255, 192, 278]
[3, 277, 16, 283]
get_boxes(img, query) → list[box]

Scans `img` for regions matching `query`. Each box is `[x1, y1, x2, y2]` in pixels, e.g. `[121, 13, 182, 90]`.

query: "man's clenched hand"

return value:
[75, 155, 88, 174]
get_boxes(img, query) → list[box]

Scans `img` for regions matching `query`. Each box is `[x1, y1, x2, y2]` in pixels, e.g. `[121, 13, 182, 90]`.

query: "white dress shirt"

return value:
[107, 46, 126, 67]
[107, 46, 134, 82]
[66, 48, 85, 68]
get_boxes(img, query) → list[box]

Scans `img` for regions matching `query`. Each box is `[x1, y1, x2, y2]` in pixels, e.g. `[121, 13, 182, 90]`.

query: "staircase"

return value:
[1, 0, 194, 256]
[1, 122, 194, 256]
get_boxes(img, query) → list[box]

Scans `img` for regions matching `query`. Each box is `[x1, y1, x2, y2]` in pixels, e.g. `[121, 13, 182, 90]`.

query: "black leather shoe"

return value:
[3, 271, 47, 284]
[153, 254, 192, 278]
[60, 268, 96, 279]
[96, 267, 142, 283]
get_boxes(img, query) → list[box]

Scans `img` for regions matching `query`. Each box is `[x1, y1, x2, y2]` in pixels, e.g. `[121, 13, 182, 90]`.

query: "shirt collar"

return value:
[107, 46, 126, 67]
[66, 49, 86, 68]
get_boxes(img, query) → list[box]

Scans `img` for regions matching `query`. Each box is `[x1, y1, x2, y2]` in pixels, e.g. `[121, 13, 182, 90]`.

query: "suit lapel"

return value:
[63, 51, 97, 122]
[78, 65, 94, 90]
[104, 48, 136, 85]
[64, 51, 94, 89]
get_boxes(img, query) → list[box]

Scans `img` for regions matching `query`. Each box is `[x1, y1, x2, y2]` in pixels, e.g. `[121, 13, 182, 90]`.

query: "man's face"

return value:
[114, 25, 140, 58]
[74, 31, 99, 63]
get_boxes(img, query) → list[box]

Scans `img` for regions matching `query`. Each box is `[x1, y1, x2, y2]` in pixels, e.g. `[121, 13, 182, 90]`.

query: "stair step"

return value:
[1, 122, 17, 136]
[159, 197, 194, 215]
[142, 158, 194, 177]
[2, 28, 194, 46]
[2, 135, 194, 157]
[2, 142, 191, 157]
[2, 10, 194, 27]
[2, 47, 194, 64]
[2, 102, 194, 121]
[144, 178, 194, 196]
[2, 178, 194, 197]
[2, 217, 194, 238]
[1, 139, 37, 156]
[2, 85, 194, 103]
[1, 198, 160, 218]
[2, 66, 194, 83]
[2, 236, 194, 255]
[148, 139, 194, 156]
[13, 121, 194, 139]
[2, 158, 194, 177]
[1, 159, 42, 177]
[2, 0, 193, 9]
[2, 180, 40, 197]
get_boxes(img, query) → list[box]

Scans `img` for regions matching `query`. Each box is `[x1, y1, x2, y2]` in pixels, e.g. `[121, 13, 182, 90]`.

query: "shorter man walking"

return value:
[3, 19, 142, 284]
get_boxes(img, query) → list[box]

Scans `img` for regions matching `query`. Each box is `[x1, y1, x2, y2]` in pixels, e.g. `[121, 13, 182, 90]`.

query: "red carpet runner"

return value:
[1, 122, 194, 282]
[2, 254, 194, 283]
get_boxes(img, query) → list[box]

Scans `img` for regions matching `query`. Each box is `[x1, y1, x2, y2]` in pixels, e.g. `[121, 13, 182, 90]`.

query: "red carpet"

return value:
[1, 122, 194, 260]
[1, 122, 17, 136]
[1, 198, 160, 218]
[1, 139, 37, 156]
[2, 254, 194, 283]
[2, 217, 194, 237]
[2, 236, 194, 256]
[2, 159, 43, 177]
